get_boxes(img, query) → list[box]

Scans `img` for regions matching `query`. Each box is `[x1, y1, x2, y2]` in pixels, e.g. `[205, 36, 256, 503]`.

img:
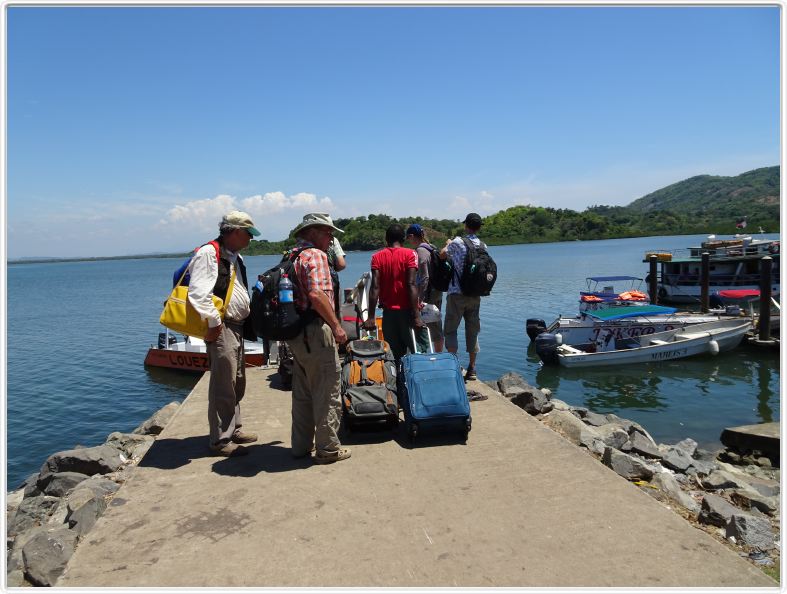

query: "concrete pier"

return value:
[59, 368, 775, 587]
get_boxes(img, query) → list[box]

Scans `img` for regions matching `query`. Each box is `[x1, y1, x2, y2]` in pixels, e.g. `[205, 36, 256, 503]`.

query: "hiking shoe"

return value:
[464, 368, 477, 381]
[210, 442, 249, 457]
[231, 430, 258, 444]
[314, 447, 352, 465]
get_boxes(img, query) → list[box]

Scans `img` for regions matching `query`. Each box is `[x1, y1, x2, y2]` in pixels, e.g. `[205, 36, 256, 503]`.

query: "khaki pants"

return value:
[206, 320, 246, 446]
[443, 293, 481, 353]
[286, 319, 342, 457]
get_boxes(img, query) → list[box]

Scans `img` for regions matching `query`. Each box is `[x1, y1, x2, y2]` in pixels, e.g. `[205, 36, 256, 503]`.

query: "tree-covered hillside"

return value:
[239, 165, 780, 255]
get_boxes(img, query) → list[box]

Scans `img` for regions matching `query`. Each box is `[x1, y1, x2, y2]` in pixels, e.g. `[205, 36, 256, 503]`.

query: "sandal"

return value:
[314, 447, 352, 464]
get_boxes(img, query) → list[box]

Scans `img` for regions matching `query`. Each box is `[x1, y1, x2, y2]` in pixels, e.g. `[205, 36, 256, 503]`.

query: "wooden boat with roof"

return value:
[644, 234, 780, 304]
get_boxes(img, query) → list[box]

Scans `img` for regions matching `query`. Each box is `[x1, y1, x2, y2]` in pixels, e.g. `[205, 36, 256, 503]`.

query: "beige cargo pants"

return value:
[286, 319, 343, 457]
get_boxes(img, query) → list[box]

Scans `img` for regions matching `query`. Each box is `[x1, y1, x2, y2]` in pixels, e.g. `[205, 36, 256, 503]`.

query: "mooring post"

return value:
[700, 252, 710, 312]
[758, 256, 772, 341]
[649, 255, 658, 304]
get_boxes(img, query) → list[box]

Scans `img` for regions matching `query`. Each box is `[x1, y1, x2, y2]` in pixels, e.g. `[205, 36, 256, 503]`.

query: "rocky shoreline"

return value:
[486, 372, 780, 580]
[6, 402, 181, 587]
[6, 373, 780, 586]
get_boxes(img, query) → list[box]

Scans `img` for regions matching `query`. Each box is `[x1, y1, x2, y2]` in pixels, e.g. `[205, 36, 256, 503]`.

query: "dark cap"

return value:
[463, 212, 483, 227]
[405, 223, 424, 237]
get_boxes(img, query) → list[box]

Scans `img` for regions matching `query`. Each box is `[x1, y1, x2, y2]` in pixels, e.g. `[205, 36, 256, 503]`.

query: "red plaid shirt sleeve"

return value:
[294, 247, 333, 310]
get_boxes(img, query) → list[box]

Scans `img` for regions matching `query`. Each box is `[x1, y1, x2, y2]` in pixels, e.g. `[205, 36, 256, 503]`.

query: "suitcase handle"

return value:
[360, 327, 378, 340]
[410, 327, 433, 354]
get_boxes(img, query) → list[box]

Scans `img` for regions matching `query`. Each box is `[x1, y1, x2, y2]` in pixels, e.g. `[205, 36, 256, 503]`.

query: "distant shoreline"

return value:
[8, 231, 780, 266]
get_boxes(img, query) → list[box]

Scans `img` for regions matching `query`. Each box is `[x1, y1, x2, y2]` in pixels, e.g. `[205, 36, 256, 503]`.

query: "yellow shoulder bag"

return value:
[159, 257, 236, 338]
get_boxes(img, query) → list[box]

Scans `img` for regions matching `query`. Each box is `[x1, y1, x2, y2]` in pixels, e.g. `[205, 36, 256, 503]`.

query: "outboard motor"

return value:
[535, 333, 561, 366]
[158, 332, 177, 349]
[724, 305, 741, 316]
[526, 318, 547, 342]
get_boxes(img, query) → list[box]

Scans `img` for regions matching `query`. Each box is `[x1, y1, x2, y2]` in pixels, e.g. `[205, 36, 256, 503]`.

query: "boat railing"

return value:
[661, 271, 780, 287]
[645, 241, 778, 262]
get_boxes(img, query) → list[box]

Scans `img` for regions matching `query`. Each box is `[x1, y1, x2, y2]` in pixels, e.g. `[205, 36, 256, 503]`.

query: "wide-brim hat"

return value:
[293, 212, 344, 235]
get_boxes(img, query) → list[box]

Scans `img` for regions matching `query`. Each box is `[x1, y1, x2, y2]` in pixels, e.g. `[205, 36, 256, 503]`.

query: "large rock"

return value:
[626, 431, 662, 459]
[687, 459, 717, 477]
[650, 472, 700, 513]
[496, 372, 530, 396]
[7, 525, 46, 574]
[21, 526, 78, 586]
[581, 411, 609, 427]
[21, 473, 42, 498]
[702, 470, 749, 491]
[548, 398, 572, 411]
[77, 476, 120, 498]
[661, 446, 694, 472]
[596, 425, 629, 450]
[730, 488, 779, 516]
[105, 431, 155, 459]
[66, 487, 108, 536]
[543, 410, 598, 448]
[38, 472, 90, 497]
[602, 447, 654, 481]
[698, 493, 742, 527]
[672, 437, 698, 457]
[509, 388, 553, 416]
[7, 488, 25, 518]
[39, 445, 124, 480]
[9, 496, 59, 536]
[133, 401, 180, 435]
[726, 514, 775, 550]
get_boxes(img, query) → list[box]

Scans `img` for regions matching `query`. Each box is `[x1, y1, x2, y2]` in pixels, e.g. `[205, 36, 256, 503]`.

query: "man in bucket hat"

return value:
[188, 210, 260, 457]
[285, 213, 351, 464]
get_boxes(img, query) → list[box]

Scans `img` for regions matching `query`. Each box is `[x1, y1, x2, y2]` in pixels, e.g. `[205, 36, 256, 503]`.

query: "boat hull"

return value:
[544, 313, 734, 351]
[145, 343, 267, 372]
[557, 320, 750, 368]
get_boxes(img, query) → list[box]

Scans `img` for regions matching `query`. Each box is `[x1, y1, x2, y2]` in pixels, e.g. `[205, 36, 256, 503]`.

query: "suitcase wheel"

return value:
[409, 423, 419, 442]
[463, 418, 472, 440]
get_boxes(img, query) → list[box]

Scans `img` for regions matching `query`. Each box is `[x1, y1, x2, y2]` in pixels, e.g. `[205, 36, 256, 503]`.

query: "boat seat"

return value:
[649, 339, 670, 345]
[675, 333, 703, 340]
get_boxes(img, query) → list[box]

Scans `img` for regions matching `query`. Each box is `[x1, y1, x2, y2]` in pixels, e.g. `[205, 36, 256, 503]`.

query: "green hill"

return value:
[241, 165, 780, 255]
[623, 166, 779, 232]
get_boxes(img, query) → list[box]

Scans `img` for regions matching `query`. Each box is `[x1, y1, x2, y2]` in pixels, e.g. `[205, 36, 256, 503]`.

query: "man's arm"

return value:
[363, 269, 380, 330]
[309, 288, 347, 345]
[407, 267, 425, 328]
[187, 245, 223, 342]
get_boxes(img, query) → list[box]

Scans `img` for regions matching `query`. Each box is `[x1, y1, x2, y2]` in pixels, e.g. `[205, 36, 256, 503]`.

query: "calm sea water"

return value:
[6, 234, 780, 487]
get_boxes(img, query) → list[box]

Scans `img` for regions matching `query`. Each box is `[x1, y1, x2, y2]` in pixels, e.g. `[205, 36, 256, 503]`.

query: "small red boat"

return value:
[145, 331, 268, 372]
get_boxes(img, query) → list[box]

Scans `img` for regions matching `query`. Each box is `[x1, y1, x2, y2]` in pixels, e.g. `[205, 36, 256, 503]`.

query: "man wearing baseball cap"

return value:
[188, 210, 260, 457]
[439, 212, 484, 381]
[405, 223, 445, 352]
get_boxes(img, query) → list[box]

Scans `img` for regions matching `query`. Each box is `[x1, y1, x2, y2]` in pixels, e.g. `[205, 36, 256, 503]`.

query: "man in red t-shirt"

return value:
[364, 224, 427, 359]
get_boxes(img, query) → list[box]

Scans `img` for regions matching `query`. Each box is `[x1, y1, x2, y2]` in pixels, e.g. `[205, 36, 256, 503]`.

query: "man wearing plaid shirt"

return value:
[286, 213, 351, 465]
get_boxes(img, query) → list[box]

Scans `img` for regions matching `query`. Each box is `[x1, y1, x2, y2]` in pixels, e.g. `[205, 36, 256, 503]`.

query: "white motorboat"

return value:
[538, 319, 751, 368]
[527, 275, 745, 352]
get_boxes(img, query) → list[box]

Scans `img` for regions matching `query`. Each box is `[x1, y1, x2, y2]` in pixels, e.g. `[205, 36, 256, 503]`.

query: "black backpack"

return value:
[250, 247, 316, 340]
[422, 243, 453, 295]
[458, 237, 497, 297]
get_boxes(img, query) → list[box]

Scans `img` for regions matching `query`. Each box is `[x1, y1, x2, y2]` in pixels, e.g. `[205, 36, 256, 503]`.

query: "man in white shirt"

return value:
[188, 210, 260, 457]
[439, 213, 484, 381]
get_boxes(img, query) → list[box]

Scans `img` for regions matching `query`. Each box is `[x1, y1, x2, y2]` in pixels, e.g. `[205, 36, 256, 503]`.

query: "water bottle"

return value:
[278, 274, 294, 303]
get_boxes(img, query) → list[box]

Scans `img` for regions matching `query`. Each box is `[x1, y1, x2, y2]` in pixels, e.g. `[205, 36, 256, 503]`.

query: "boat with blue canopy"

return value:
[527, 275, 748, 353]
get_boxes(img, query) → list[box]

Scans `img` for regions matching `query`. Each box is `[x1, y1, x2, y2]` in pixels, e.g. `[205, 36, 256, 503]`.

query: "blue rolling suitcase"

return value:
[399, 329, 472, 442]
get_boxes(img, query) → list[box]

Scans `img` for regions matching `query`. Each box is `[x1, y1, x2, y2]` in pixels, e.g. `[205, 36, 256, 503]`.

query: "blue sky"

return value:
[5, 5, 781, 258]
